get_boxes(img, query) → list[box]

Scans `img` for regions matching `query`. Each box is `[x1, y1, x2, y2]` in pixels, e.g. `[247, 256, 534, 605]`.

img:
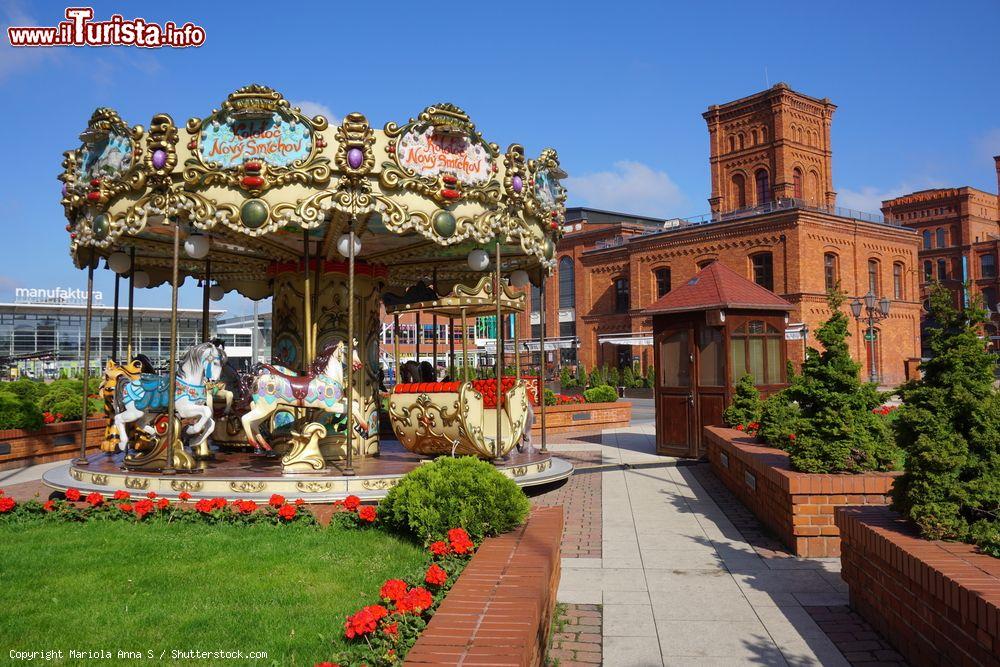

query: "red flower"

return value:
[146, 491, 157, 499]
[448, 528, 474, 555]
[424, 563, 448, 586]
[0, 496, 15, 513]
[379, 579, 408, 603]
[788, 433, 797, 441]
[278, 504, 297, 521]
[119, 503, 133, 513]
[43, 412, 55, 424]
[43, 500, 55, 512]
[178, 491, 192, 502]
[211, 497, 227, 510]
[735, 424, 745, 431]
[235, 499, 257, 515]
[382, 622, 398, 636]
[268, 494, 285, 508]
[65, 488, 81, 502]
[344, 495, 361, 511]
[133, 499, 154, 519]
[113, 490, 131, 501]
[314, 663, 340, 667]
[396, 587, 433, 614]
[344, 605, 388, 639]
[358, 506, 377, 523]
[85, 492, 103, 507]
[294, 498, 305, 506]
[194, 499, 214, 514]
[429, 541, 451, 556]
[156, 498, 170, 510]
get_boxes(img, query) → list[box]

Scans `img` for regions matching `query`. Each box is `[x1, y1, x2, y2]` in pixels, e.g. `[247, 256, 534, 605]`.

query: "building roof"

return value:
[564, 206, 665, 227]
[644, 262, 793, 315]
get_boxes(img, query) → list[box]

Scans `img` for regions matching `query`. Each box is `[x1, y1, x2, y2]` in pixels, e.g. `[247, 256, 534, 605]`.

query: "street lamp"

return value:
[850, 291, 891, 385]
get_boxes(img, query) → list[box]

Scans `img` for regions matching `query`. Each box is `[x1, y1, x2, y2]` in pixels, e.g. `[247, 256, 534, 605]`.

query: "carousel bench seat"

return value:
[393, 381, 462, 394]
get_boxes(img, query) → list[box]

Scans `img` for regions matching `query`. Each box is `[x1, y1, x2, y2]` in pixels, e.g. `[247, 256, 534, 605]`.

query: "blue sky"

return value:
[0, 0, 997, 316]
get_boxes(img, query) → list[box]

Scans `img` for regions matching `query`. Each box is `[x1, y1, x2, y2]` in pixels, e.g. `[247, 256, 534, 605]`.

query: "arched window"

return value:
[731, 173, 747, 209]
[824, 253, 838, 291]
[654, 267, 671, 298]
[558, 257, 575, 309]
[738, 133, 745, 150]
[937, 258, 947, 280]
[808, 170, 820, 204]
[923, 260, 933, 281]
[760, 126, 768, 141]
[936, 228, 946, 247]
[730, 319, 784, 385]
[868, 259, 880, 295]
[922, 230, 933, 249]
[697, 259, 715, 269]
[893, 263, 904, 300]
[530, 282, 541, 313]
[751, 129, 758, 145]
[792, 168, 803, 199]
[755, 169, 770, 205]
[728, 135, 736, 152]
[751, 252, 774, 291]
[614, 278, 630, 313]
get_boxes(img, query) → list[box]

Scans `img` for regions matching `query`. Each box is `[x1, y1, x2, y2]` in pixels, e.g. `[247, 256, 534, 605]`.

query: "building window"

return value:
[755, 169, 770, 205]
[697, 259, 715, 269]
[750, 129, 759, 145]
[728, 136, 736, 152]
[893, 263, 904, 300]
[760, 126, 768, 141]
[614, 278, 630, 313]
[558, 257, 575, 309]
[868, 259, 880, 295]
[981, 254, 997, 278]
[654, 268, 671, 298]
[730, 320, 783, 385]
[937, 258, 947, 280]
[751, 253, 774, 291]
[824, 253, 838, 291]
[793, 168, 803, 199]
[731, 173, 747, 209]
[923, 259, 933, 282]
[983, 287, 998, 312]
[738, 133, 745, 150]
[922, 230, 932, 249]
[530, 283, 541, 313]
[936, 228, 946, 247]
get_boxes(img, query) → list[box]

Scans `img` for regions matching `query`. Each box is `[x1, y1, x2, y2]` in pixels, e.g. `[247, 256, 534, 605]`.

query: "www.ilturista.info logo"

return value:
[7, 7, 205, 48]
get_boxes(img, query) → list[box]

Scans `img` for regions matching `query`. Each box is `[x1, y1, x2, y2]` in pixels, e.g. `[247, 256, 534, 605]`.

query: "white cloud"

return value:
[564, 161, 688, 217]
[0, 2, 63, 81]
[292, 100, 337, 125]
[838, 179, 946, 214]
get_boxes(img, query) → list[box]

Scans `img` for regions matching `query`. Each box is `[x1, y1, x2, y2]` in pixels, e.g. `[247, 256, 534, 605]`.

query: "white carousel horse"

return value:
[114, 342, 224, 457]
[240, 340, 368, 452]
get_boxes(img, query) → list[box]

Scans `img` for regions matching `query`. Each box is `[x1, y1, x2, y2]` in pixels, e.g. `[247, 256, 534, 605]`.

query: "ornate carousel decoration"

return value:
[50, 84, 569, 500]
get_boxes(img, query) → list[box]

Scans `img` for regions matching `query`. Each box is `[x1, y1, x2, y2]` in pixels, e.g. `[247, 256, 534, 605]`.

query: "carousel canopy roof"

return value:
[59, 85, 567, 298]
[384, 276, 526, 318]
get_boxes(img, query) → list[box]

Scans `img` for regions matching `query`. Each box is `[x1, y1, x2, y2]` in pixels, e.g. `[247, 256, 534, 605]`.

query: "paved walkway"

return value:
[551, 421, 853, 666]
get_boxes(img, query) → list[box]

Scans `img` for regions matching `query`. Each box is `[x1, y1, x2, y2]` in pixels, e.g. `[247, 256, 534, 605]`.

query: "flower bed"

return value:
[532, 401, 632, 434]
[705, 426, 898, 557]
[0, 417, 104, 472]
[836, 506, 1000, 666]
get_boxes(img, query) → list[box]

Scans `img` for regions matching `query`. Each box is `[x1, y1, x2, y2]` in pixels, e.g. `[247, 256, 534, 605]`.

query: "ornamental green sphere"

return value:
[91, 214, 109, 240]
[432, 210, 456, 238]
[240, 199, 269, 229]
[543, 238, 555, 260]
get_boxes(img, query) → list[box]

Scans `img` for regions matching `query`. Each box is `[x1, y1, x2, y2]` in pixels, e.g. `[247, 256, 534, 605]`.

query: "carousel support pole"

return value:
[344, 228, 357, 476]
[432, 267, 438, 380]
[494, 241, 503, 458]
[538, 273, 548, 454]
[393, 313, 401, 385]
[74, 256, 96, 466]
[514, 311, 521, 379]
[302, 230, 312, 368]
[163, 223, 182, 474]
[201, 259, 211, 342]
[449, 316, 456, 379]
[461, 308, 469, 382]
[111, 272, 120, 362]
[415, 312, 421, 369]
[126, 247, 135, 360]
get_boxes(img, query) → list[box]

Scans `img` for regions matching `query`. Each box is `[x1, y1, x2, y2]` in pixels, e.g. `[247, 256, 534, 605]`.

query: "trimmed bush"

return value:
[379, 456, 530, 541]
[608, 367, 620, 388]
[892, 286, 1000, 554]
[3, 379, 48, 404]
[583, 385, 617, 404]
[622, 366, 636, 389]
[575, 363, 588, 389]
[0, 392, 44, 431]
[589, 366, 605, 388]
[559, 366, 575, 389]
[723, 374, 762, 428]
[645, 364, 655, 388]
[37, 385, 81, 413]
[543, 388, 557, 406]
[757, 390, 803, 447]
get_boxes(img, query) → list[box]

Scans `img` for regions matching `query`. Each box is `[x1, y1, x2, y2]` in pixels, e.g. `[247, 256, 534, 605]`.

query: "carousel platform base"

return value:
[41, 440, 573, 503]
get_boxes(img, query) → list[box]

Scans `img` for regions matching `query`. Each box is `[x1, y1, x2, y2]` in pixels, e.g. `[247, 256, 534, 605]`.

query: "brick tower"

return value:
[703, 83, 837, 215]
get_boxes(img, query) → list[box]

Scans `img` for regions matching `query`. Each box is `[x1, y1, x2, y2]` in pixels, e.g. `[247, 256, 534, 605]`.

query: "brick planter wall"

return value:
[0, 418, 104, 472]
[533, 401, 631, 434]
[405, 507, 564, 666]
[837, 506, 1000, 666]
[704, 426, 898, 557]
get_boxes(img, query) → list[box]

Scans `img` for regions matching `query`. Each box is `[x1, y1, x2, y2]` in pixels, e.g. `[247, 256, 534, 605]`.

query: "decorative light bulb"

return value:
[467, 249, 490, 271]
[509, 269, 530, 287]
[209, 284, 225, 301]
[337, 232, 361, 258]
[132, 271, 150, 289]
[107, 251, 131, 275]
[184, 233, 210, 259]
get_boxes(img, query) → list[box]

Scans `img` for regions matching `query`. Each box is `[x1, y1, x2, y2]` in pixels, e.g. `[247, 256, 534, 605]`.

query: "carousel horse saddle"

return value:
[259, 364, 312, 401]
[121, 374, 170, 411]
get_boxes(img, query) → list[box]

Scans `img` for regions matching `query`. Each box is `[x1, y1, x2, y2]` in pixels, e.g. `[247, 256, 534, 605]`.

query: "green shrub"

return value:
[645, 364, 655, 388]
[723, 374, 762, 428]
[379, 456, 530, 541]
[891, 286, 1000, 552]
[46, 395, 101, 422]
[757, 390, 803, 447]
[559, 366, 575, 389]
[575, 363, 588, 389]
[622, 367, 636, 389]
[0, 391, 44, 431]
[38, 385, 82, 413]
[608, 367, 620, 388]
[543, 388, 557, 406]
[769, 290, 901, 473]
[583, 385, 617, 404]
[589, 366, 604, 388]
[3, 379, 48, 404]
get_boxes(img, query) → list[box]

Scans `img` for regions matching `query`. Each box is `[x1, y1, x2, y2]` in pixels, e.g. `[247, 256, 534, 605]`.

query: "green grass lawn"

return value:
[0, 521, 426, 665]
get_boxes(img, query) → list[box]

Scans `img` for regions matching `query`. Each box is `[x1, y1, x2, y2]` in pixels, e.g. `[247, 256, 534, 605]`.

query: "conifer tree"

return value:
[723, 373, 763, 428]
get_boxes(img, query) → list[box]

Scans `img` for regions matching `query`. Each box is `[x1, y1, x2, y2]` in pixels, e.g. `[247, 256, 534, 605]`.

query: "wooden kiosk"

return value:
[645, 262, 792, 457]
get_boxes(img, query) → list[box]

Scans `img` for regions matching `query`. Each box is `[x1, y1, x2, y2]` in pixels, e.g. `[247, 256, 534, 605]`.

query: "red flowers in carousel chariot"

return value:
[343, 604, 388, 639]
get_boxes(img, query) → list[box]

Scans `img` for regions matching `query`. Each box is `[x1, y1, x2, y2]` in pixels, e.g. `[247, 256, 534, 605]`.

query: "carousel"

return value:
[42, 85, 573, 502]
